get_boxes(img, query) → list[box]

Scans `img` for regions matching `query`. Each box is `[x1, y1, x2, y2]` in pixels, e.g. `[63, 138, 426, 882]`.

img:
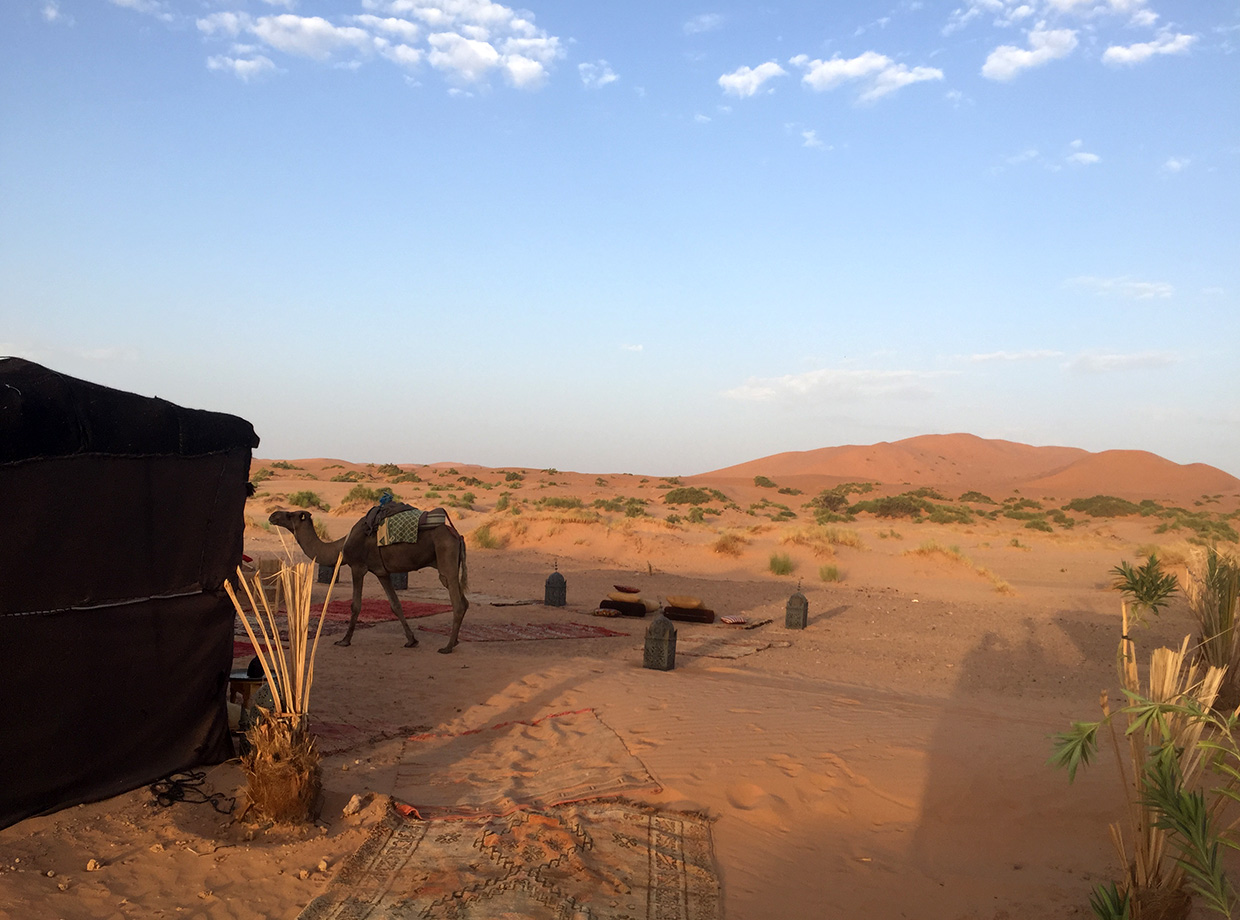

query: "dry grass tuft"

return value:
[781, 525, 865, 556]
[711, 531, 748, 557]
[906, 541, 1014, 594]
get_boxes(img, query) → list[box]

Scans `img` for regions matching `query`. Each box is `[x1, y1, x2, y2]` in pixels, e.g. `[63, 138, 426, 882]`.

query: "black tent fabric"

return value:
[0, 357, 259, 829]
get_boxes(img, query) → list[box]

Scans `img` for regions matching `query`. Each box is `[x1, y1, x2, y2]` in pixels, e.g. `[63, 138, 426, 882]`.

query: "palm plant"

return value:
[1187, 548, 1240, 682]
[1111, 553, 1179, 626]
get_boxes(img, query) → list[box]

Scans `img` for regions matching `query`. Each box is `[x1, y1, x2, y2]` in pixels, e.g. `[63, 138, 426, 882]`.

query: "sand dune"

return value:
[700, 433, 1239, 503]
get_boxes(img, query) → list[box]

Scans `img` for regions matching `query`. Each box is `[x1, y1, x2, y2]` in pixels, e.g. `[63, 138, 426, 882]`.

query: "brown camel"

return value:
[268, 509, 469, 653]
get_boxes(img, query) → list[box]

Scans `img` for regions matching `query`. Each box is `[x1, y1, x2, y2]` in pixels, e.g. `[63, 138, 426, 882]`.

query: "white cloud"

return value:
[621, 344, 644, 352]
[207, 54, 278, 80]
[790, 51, 943, 102]
[982, 24, 1078, 80]
[109, 0, 173, 22]
[1067, 351, 1178, 373]
[194, 1, 561, 90]
[427, 31, 500, 82]
[969, 349, 1065, 361]
[684, 14, 724, 35]
[579, 60, 618, 89]
[802, 129, 825, 149]
[1102, 31, 1196, 66]
[1066, 150, 1100, 165]
[718, 62, 787, 97]
[352, 15, 421, 43]
[1163, 157, 1189, 172]
[1006, 148, 1040, 165]
[694, 113, 711, 123]
[1067, 276, 1175, 299]
[42, 1, 72, 24]
[723, 368, 941, 402]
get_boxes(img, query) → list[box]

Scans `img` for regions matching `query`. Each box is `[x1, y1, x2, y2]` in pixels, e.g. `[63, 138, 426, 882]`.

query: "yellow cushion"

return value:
[666, 595, 703, 609]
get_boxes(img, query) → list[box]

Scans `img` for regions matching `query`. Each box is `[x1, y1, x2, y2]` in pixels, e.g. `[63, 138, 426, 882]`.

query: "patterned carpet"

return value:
[298, 798, 721, 920]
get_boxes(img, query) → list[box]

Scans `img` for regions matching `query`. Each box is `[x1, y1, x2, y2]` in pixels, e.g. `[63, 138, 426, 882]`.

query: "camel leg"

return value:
[378, 573, 418, 648]
[436, 559, 470, 654]
[335, 566, 367, 647]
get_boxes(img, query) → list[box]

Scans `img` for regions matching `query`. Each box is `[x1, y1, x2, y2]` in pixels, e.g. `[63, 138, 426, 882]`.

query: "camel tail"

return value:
[458, 534, 469, 594]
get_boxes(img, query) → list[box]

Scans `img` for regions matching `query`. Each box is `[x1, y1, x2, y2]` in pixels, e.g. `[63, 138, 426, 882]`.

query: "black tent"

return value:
[0, 357, 259, 829]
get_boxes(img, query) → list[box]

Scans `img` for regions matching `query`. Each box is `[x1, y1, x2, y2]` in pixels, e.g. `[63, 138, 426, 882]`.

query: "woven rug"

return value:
[416, 621, 629, 642]
[233, 599, 453, 657]
[393, 709, 658, 818]
[297, 799, 720, 920]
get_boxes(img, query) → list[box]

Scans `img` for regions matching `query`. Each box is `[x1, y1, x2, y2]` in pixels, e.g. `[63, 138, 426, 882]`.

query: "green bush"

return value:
[471, 523, 505, 549]
[505, 471, 524, 482]
[376, 463, 403, 477]
[342, 485, 393, 506]
[778, 486, 803, 495]
[538, 496, 584, 509]
[754, 476, 777, 488]
[664, 487, 729, 505]
[819, 564, 841, 582]
[687, 507, 706, 524]
[288, 490, 329, 510]
[495, 492, 512, 512]
[1063, 495, 1141, 517]
[958, 490, 995, 504]
[330, 470, 364, 482]
[251, 468, 273, 483]
[391, 471, 422, 483]
[1024, 519, 1054, 532]
[769, 553, 795, 575]
[270, 460, 300, 470]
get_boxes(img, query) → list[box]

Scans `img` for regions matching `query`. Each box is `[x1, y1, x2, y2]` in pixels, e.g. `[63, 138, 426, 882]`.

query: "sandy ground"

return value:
[3, 453, 1238, 920]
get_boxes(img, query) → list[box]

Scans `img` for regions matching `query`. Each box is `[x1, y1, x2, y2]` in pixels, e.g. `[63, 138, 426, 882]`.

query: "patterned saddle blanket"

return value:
[376, 507, 449, 547]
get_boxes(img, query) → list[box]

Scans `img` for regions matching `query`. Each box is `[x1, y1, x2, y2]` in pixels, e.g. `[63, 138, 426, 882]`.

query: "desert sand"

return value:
[3, 435, 1239, 920]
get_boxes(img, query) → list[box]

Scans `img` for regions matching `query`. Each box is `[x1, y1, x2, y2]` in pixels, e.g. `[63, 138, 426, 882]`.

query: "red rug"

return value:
[233, 599, 452, 658]
[416, 621, 630, 642]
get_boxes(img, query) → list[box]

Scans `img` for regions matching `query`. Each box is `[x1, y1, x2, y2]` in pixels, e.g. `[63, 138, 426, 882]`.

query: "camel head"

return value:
[268, 509, 314, 533]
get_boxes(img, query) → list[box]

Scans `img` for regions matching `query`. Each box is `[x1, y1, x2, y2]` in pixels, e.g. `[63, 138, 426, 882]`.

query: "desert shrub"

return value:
[850, 494, 935, 519]
[504, 471, 524, 482]
[687, 507, 706, 524]
[341, 485, 393, 506]
[908, 540, 969, 563]
[314, 519, 330, 540]
[330, 470, 364, 482]
[928, 506, 973, 525]
[1004, 497, 1043, 510]
[877, 528, 902, 539]
[454, 491, 476, 509]
[593, 497, 624, 512]
[778, 486, 803, 495]
[1048, 509, 1076, 528]
[542, 467, 558, 475]
[424, 490, 441, 499]
[457, 476, 484, 487]
[909, 486, 946, 500]
[495, 492, 512, 512]
[768, 552, 796, 575]
[596, 477, 608, 486]
[470, 522, 506, 549]
[1063, 495, 1140, 518]
[1154, 510, 1240, 544]
[376, 463, 403, 477]
[805, 483, 869, 514]
[754, 476, 777, 488]
[958, 490, 995, 504]
[624, 498, 648, 518]
[270, 461, 300, 470]
[712, 531, 747, 556]
[538, 496, 583, 509]
[288, 490, 329, 511]
[391, 471, 422, 483]
[251, 468, 273, 483]
[661, 476, 683, 485]
[244, 516, 273, 532]
[666, 513, 683, 524]
[664, 487, 728, 505]
[819, 564, 841, 582]
[1024, 519, 1054, 532]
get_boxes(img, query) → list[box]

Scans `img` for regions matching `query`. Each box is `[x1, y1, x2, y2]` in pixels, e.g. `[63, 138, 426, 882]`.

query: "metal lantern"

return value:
[785, 583, 808, 630]
[544, 562, 566, 607]
[643, 613, 677, 671]
[390, 571, 408, 591]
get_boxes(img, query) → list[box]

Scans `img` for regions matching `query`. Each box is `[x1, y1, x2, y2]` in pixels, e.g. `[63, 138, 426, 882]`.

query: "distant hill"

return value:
[695, 434, 1240, 503]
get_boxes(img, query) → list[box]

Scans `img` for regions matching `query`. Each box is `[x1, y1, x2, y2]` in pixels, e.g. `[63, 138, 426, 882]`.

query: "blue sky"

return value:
[2, 0, 1237, 477]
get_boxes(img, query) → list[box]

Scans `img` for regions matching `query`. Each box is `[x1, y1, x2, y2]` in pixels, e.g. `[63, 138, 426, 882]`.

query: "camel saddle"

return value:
[376, 507, 450, 547]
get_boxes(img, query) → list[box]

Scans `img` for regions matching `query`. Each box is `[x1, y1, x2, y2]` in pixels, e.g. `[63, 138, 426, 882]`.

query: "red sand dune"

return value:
[699, 433, 1240, 502]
